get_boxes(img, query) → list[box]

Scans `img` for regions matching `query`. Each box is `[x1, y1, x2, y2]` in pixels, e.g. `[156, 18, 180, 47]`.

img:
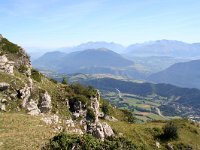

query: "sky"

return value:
[0, 0, 200, 49]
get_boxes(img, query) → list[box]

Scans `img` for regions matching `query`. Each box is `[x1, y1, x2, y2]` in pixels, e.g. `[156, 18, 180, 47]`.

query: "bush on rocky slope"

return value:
[43, 132, 137, 150]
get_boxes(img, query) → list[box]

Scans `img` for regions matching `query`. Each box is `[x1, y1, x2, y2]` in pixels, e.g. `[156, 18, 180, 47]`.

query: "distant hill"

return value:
[148, 59, 200, 89]
[32, 48, 149, 79]
[125, 40, 200, 58]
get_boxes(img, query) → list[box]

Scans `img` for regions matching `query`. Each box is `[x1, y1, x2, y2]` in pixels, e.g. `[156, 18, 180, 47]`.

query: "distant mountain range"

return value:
[148, 59, 200, 89]
[57, 41, 126, 53]
[28, 40, 200, 61]
[125, 40, 200, 58]
[32, 40, 200, 86]
[33, 48, 148, 79]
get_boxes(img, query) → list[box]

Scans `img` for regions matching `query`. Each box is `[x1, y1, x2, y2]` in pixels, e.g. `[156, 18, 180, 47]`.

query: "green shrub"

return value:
[121, 109, 136, 123]
[101, 100, 112, 116]
[31, 68, 42, 82]
[43, 133, 137, 150]
[86, 108, 96, 122]
[49, 78, 58, 84]
[62, 77, 68, 84]
[70, 95, 88, 105]
[162, 121, 178, 140]
[70, 83, 96, 98]
[1, 38, 19, 53]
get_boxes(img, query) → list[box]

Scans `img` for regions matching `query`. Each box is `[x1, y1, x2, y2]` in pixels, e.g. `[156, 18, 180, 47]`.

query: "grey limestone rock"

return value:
[38, 91, 52, 113]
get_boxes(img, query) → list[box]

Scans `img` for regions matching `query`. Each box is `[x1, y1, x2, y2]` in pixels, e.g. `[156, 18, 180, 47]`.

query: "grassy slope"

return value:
[1, 112, 199, 150]
[0, 113, 56, 150]
[107, 119, 200, 150]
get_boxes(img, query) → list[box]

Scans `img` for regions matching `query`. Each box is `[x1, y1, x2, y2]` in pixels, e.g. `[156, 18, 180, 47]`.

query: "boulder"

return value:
[95, 122, 105, 140]
[39, 91, 52, 113]
[102, 122, 114, 138]
[87, 122, 114, 141]
[0, 82, 10, 91]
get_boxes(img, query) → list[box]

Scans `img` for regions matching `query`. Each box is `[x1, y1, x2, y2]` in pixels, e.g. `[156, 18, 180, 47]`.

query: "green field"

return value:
[102, 91, 179, 122]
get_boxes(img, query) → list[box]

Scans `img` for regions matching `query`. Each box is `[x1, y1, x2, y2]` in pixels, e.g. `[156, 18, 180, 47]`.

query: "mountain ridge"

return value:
[148, 59, 200, 89]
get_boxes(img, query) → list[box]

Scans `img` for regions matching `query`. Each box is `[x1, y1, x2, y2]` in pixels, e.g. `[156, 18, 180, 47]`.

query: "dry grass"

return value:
[0, 113, 56, 150]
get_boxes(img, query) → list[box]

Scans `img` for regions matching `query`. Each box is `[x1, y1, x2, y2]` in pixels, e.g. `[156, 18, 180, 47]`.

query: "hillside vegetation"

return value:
[0, 36, 200, 150]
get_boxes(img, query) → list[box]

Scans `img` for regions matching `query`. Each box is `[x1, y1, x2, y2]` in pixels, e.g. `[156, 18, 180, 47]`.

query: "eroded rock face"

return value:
[38, 91, 52, 113]
[0, 82, 10, 91]
[0, 55, 14, 75]
[19, 84, 31, 108]
[95, 122, 105, 140]
[87, 122, 114, 141]
[26, 99, 40, 116]
[101, 122, 114, 138]
[84, 90, 115, 140]
[90, 97, 99, 122]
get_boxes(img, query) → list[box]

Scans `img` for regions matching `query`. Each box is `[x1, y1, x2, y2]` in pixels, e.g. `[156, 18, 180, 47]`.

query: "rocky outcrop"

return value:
[0, 82, 10, 91]
[19, 84, 32, 108]
[0, 55, 14, 75]
[26, 99, 40, 115]
[101, 122, 114, 138]
[87, 122, 114, 141]
[41, 114, 59, 125]
[89, 90, 101, 122]
[90, 96, 99, 122]
[85, 90, 115, 140]
[38, 91, 52, 113]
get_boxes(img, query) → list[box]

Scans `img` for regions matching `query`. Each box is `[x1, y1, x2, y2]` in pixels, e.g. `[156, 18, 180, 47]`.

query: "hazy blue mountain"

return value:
[57, 41, 126, 53]
[147, 59, 200, 89]
[25, 47, 55, 61]
[125, 40, 200, 58]
[32, 48, 149, 78]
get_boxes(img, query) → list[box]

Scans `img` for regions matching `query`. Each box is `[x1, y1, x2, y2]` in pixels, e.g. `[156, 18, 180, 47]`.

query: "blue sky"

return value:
[0, 0, 200, 48]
